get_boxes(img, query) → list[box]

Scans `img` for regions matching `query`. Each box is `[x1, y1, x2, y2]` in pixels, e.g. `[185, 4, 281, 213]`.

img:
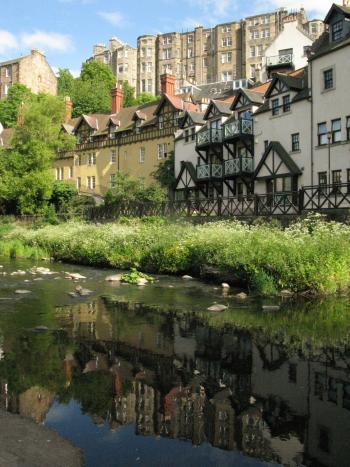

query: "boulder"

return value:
[280, 289, 294, 297]
[182, 275, 193, 280]
[136, 278, 148, 286]
[221, 283, 230, 289]
[236, 292, 248, 299]
[105, 274, 122, 282]
[11, 270, 26, 276]
[75, 286, 93, 296]
[65, 273, 86, 280]
[15, 290, 31, 295]
[207, 304, 228, 312]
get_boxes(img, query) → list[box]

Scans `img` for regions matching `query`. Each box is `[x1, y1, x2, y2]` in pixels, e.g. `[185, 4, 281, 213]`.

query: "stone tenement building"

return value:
[0, 49, 57, 100]
[89, 7, 325, 95]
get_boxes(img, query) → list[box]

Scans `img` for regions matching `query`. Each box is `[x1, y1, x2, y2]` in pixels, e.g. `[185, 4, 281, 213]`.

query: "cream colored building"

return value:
[0, 49, 57, 99]
[137, 35, 157, 95]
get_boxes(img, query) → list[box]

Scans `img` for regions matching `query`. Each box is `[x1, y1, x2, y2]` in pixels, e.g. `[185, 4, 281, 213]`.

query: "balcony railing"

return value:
[266, 54, 293, 67]
[196, 128, 223, 148]
[196, 164, 223, 180]
[224, 118, 253, 140]
[224, 157, 254, 176]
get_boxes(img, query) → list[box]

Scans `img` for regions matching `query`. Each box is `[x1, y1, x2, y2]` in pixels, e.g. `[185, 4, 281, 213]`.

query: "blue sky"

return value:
[0, 0, 334, 76]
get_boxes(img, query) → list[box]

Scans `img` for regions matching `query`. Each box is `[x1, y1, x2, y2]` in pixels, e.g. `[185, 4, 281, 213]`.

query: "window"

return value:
[318, 172, 328, 192]
[222, 25, 231, 33]
[257, 45, 263, 56]
[318, 122, 327, 146]
[222, 37, 232, 47]
[76, 177, 81, 189]
[203, 57, 208, 68]
[139, 147, 145, 164]
[147, 79, 152, 93]
[187, 35, 193, 44]
[332, 170, 342, 191]
[282, 177, 292, 192]
[253, 30, 259, 39]
[191, 127, 196, 141]
[289, 364, 297, 383]
[323, 68, 334, 90]
[282, 95, 291, 113]
[163, 49, 171, 59]
[332, 119, 341, 143]
[221, 52, 232, 63]
[147, 48, 152, 57]
[87, 176, 95, 190]
[163, 36, 172, 45]
[264, 140, 269, 150]
[311, 23, 318, 34]
[111, 150, 117, 164]
[303, 45, 311, 56]
[69, 166, 73, 178]
[88, 153, 96, 165]
[75, 154, 82, 166]
[291, 133, 300, 152]
[184, 129, 189, 143]
[221, 71, 232, 82]
[332, 20, 343, 41]
[187, 48, 193, 58]
[157, 143, 168, 159]
[272, 99, 279, 116]
[110, 174, 116, 188]
[237, 182, 244, 198]
[250, 64, 256, 78]
[158, 115, 164, 129]
[55, 168, 59, 180]
[347, 117, 350, 140]
[60, 168, 64, 180]
[250, 46, 256, 58]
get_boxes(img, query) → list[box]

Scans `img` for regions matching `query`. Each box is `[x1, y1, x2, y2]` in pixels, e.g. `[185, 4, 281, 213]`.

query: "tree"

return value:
[57, 68, 75, 97]
[50, 181, 78, 213]
[0, 95, 76, 214]
[0, 83, 33, 128]
[122, 81, 136, 108]
[104, 172, 166, 205]
[152, 151, 176, 193]
[134, 92, 159, 106]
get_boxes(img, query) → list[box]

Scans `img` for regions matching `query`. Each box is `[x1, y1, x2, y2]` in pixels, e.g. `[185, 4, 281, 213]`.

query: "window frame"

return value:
[318, 122, 327, 146]
[283, 95, 291, 113]
[271, 98, 279, 116]
[332, 20, 343, 41]
[331, 118, 341, 144]
[139, 147, 145, 164]
[291, 133, 300, 152]
[323, 68, 334, 90]
[346, 116, 350, 141]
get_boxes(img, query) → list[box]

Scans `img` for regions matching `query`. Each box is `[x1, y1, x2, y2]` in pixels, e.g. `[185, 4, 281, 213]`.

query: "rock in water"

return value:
[65, 273, 87, 280]
[221, 283, 230, 289]
[236, 292, 248, 299]
[15, 290, 32, 295]
[105, 274, 122, 282]
[182, 275, 193, 280]
[136, 278, 148, 286]
[75, 286, 93, 296]
[207, 304, 228, 312]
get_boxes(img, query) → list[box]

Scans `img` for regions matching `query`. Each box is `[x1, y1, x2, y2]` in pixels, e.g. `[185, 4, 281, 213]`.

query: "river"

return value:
[0, 258, 350, 467]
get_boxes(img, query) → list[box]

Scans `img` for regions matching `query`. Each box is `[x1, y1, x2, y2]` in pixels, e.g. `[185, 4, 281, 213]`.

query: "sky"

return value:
[0, 0, 335, 76]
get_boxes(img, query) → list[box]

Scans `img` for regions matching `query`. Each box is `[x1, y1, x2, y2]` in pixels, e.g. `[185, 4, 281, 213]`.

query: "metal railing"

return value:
[224, 118, 253, 139]
[196, 128, 223, 147]
[197, 163, 223, 179]
[266, 53, 293, 67]
[224, 157, 254, 176]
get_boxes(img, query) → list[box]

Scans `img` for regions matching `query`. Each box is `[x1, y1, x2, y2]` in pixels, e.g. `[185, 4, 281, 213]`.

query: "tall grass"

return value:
[1, 215, 350, 295]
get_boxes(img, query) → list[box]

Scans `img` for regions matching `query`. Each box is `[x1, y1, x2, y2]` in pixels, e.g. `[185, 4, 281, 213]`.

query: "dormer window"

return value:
[159, 115, 164, 129]
[332, 20, 343, 41]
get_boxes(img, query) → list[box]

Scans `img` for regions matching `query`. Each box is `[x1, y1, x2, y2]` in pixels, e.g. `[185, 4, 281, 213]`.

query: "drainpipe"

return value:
[310, 59, 314, 186]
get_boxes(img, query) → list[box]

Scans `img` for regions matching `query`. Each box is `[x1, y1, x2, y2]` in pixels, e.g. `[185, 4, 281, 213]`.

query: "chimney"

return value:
[160, 74, 176, 96]
[111, 83, 123, 114]
[64, 96, 73, 123]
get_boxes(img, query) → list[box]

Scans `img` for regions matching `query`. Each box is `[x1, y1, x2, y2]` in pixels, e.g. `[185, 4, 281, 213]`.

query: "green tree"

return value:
[0, 83, 33, 128]
[152, 151, 176, 193]
[122, 81, 136, 107]
[0, 95, 76, 214]
[104, 172, 166, 205]
[57, 68, 75, 97]
[134, 92, 158, 105]
[50, 181, 78, 213]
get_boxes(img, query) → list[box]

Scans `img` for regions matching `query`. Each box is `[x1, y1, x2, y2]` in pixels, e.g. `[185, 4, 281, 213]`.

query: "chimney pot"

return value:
[64, 96, 73, 123]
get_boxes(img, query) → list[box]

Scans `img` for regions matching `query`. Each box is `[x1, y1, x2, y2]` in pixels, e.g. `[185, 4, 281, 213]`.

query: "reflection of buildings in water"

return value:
[135, 377, 156, 436]
[206, 389, 236, 451]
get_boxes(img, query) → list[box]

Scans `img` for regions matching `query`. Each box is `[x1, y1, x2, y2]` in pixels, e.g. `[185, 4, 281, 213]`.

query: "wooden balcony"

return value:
[196, 163, 223, 180]
[224, 157, 254, 177]
[224, 118, 253, 141]
[196, 128, 223, 149]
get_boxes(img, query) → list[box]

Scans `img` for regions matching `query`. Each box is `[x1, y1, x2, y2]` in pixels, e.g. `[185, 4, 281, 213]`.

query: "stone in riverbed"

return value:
[15, 290, 32, 295]
[182, 275, 193, 280]
[280, 289, 294, 297]
[236, 292, 248, 299]
[33, 326, 49, 332]
[11, 270, 26, 276]
[65, 273, 87, 280]
[136, 278, 148, 286]
[207, 304, 228, 312]
[75, 286, 93, 296]
[222, 283, 230, 289]
[105, 274, 122, 282]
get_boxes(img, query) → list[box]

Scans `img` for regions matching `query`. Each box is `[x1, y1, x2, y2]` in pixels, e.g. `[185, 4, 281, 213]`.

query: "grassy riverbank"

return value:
[1, 215, 350, 295]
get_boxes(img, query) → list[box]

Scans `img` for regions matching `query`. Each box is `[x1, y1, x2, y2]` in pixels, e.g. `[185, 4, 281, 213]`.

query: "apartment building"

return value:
[0, 49, 57, 100]
[137, 35, 157, 95]
[89, 37, 137, 89]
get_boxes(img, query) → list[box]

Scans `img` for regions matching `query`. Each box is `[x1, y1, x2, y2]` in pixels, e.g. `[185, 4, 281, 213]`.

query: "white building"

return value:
[261, 15, 314, 81]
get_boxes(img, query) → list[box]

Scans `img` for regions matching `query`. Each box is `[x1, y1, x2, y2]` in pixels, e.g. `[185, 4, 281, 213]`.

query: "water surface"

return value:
[0, 258, 350, 467]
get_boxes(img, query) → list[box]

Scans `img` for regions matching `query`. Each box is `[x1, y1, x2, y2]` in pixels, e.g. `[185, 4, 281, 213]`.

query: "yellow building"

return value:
[54, 74, 199, 198]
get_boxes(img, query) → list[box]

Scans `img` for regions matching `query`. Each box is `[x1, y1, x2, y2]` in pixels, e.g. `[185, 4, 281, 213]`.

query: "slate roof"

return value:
[309, 31, 350, 61]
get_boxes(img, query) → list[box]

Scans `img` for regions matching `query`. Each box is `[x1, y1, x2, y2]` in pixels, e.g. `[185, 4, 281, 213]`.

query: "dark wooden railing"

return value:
[80, 183, 350, 221]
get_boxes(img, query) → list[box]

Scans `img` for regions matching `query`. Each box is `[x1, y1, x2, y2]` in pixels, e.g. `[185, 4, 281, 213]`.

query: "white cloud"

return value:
[52, 66, 80, 77]
[0, 29, 18, 54]
[21, 31, 74, 53]
[98, 11, 124, 27]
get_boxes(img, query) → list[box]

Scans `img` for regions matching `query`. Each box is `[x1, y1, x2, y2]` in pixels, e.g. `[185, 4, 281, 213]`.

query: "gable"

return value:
[255, 142, 302, 179]
[175, 162, 197, 190]
[268, 80, 290, 97]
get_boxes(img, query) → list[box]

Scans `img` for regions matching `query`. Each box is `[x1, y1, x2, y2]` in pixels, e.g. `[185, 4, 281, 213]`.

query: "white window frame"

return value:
[139, 147, 145, 164]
